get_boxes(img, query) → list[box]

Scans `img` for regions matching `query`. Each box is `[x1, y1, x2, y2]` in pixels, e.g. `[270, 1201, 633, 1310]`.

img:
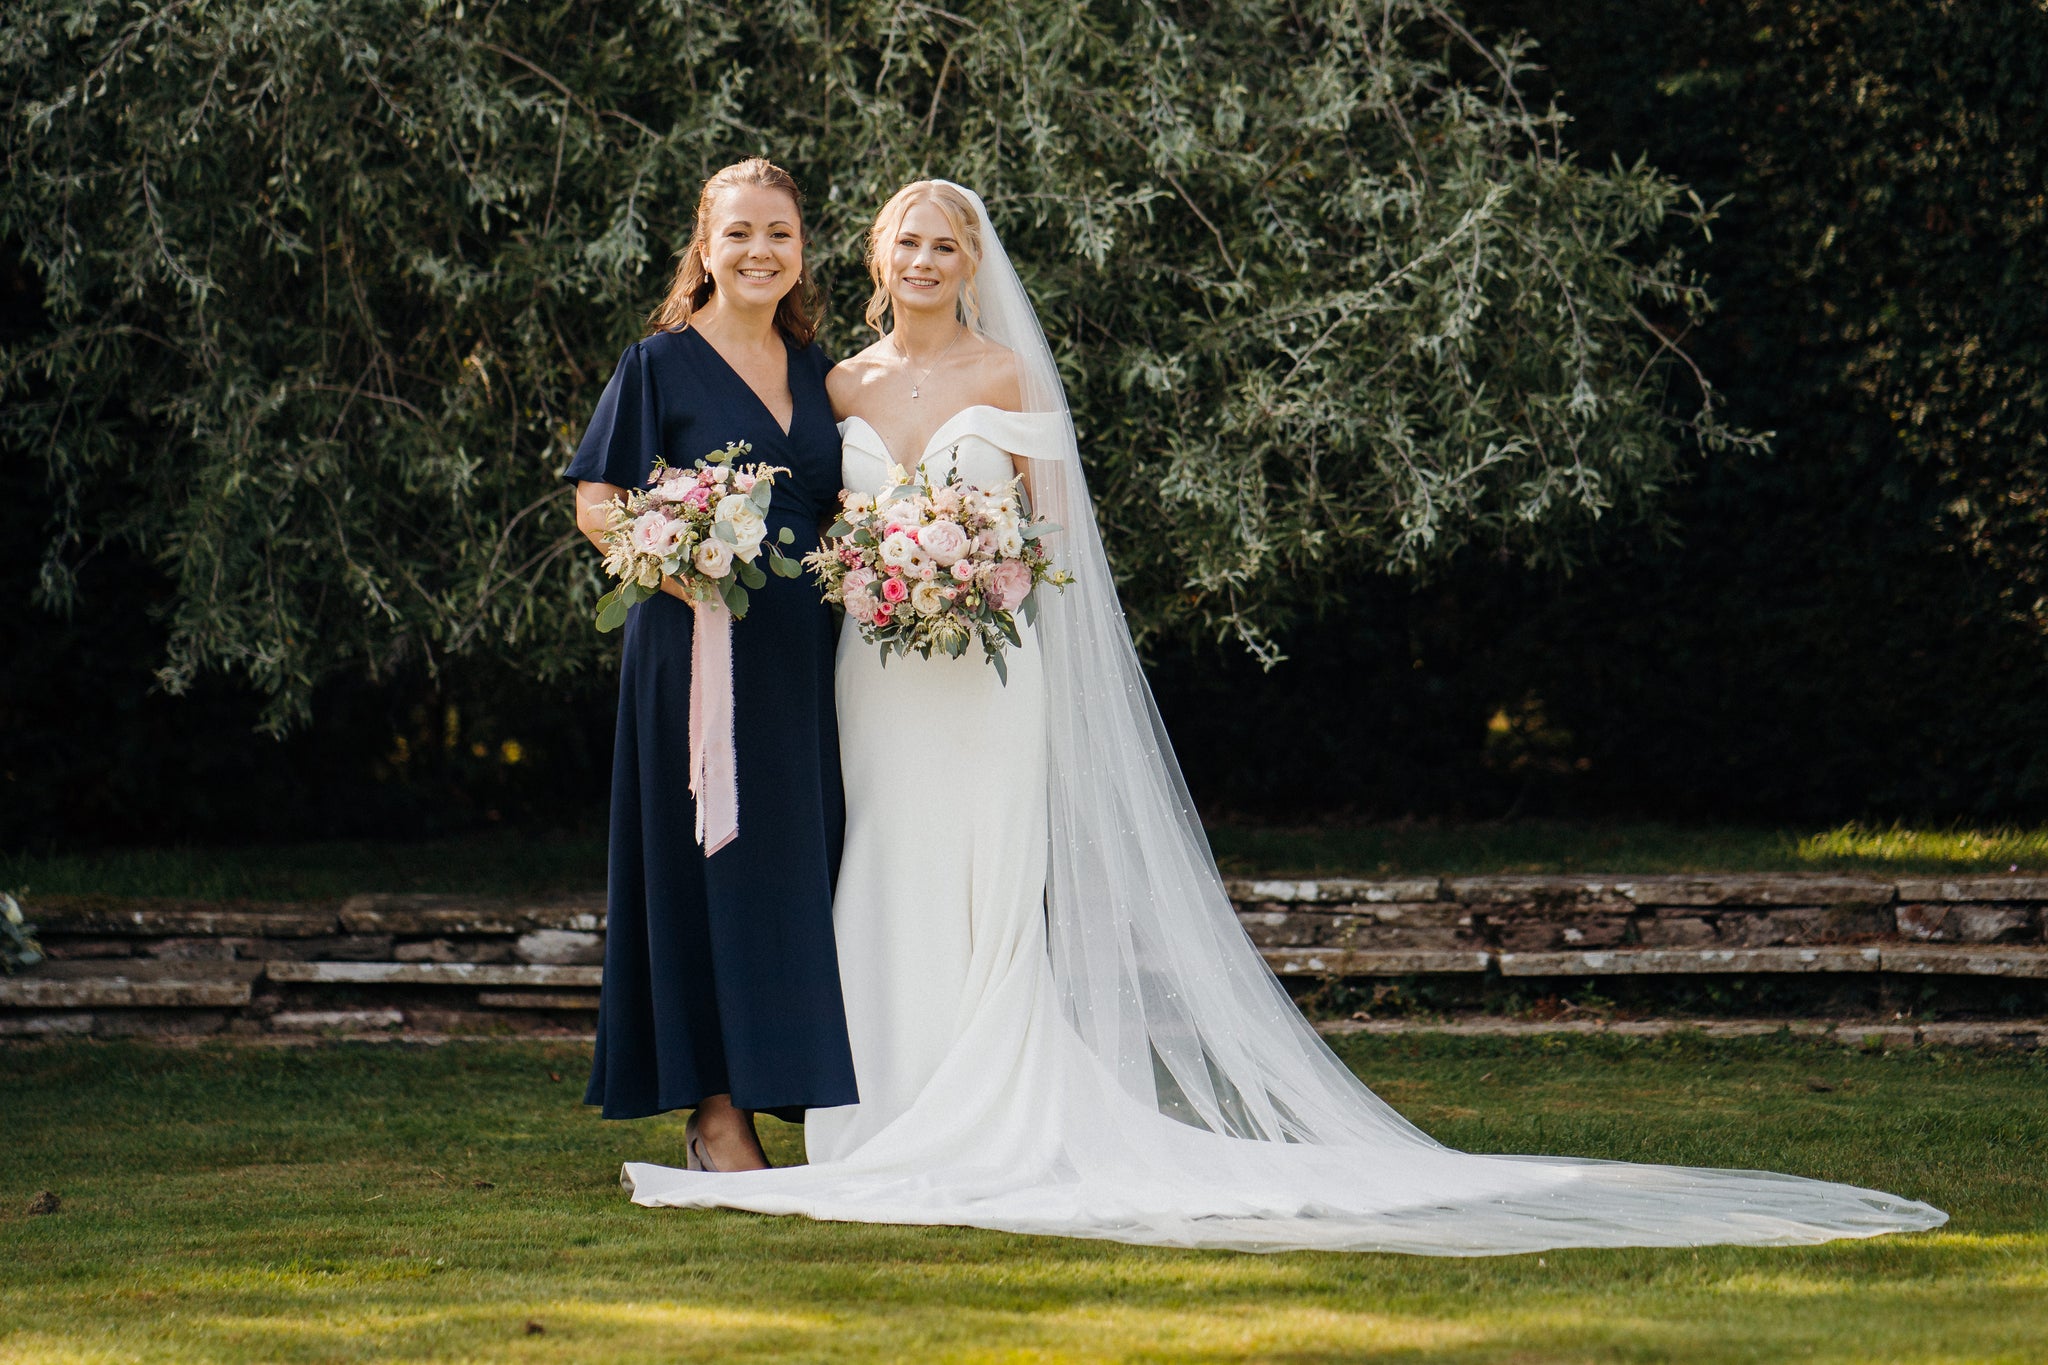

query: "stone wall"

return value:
[4, 875, 2045, 1040]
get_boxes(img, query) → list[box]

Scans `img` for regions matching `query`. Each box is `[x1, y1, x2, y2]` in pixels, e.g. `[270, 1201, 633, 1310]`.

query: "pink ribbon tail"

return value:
[688, 598, 739, 856]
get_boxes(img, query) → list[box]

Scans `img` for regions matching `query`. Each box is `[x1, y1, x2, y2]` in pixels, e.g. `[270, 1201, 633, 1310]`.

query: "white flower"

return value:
[655, 518, 689, 559]
[878, 531, 920, 572]
[998, 526, 1025, 557]
[882, 494, 928, 530]
[910, 580, 948, 616]
[693, 537, 734, 578]
[714, 493, 768, 560]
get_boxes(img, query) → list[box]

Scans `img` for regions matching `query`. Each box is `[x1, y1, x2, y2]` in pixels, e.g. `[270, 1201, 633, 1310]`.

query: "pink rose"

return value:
[918, 518, 970, 565]
[991, 559, 1032, 612]
[696, 467, 718, 486]
[732, 471, 758, 493]
[881, 576, 909, 604]
[874, 603, 894, 625]
[951, 560, 975, 582]
[630, 512, 668, 554]
[917, 563, 938, 581]
[682, 485, 713, 511]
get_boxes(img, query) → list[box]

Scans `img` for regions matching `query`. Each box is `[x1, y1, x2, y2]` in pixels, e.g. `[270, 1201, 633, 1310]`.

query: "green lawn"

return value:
[2, 1035, 2041, 1363]
[7, 821, 2048, 901]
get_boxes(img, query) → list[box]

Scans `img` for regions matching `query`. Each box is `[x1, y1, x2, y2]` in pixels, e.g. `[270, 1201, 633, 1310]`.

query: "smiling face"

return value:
[700, 184, 803, 313]
[885, 200, 971, 322]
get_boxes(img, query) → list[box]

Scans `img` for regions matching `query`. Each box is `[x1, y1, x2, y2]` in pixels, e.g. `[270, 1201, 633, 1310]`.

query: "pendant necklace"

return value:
[896, 325, 966, 400]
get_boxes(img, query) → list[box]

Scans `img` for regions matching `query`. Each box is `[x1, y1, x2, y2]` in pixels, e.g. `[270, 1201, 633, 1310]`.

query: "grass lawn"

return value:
[6, 821, 2048, 900]
[1, 1035, 2042, 1364]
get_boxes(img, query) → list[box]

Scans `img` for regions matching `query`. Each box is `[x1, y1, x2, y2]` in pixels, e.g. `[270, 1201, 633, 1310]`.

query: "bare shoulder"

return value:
[826, 339, 893, 419]
[967, 336, 1024, 411]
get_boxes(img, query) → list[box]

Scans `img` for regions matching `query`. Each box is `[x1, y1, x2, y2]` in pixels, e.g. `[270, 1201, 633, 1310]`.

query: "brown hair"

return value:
[864, 181, 985, 336]
[648, 158, 820, 346]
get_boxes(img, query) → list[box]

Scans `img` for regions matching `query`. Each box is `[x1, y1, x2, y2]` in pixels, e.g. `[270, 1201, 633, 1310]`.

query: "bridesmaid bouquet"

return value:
[805, 459, 1071, 684]
[592, 441, 804, 632]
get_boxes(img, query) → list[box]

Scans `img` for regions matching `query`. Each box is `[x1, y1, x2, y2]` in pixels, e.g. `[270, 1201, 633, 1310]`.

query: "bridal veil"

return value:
[621, 183, 1946, 1253]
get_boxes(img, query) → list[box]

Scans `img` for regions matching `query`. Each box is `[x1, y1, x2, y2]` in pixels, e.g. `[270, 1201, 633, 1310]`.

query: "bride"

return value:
[619, 180, 1946, 1254]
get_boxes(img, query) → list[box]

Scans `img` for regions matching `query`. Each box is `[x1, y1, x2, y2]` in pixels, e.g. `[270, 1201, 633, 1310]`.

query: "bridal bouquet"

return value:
[592, 441, 804, 632]
[805, 459, 1071, 683]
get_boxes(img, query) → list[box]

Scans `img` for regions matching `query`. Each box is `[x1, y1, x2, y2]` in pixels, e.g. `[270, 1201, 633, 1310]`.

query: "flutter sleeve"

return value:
[562, 341, 661, 489]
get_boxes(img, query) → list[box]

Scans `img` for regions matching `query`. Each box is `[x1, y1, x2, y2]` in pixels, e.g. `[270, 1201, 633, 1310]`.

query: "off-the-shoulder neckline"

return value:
[840, 405, 1056, 467]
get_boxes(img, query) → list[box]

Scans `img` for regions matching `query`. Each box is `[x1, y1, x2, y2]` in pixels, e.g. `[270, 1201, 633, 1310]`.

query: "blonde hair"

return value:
[864, 181, 985, 336]
[648, 158, 820, 346]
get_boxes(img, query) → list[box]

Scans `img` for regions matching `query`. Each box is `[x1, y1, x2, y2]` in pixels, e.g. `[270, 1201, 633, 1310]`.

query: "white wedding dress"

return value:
[618, 187, 1947, 1254]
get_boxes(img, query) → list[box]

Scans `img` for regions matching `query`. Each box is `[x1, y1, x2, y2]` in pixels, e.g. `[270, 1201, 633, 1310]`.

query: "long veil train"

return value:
[619, 184, 1946, 1253]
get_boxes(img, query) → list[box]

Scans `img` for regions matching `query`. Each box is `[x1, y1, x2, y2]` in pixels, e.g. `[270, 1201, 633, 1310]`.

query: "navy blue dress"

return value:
[565, 326, 858, 1122]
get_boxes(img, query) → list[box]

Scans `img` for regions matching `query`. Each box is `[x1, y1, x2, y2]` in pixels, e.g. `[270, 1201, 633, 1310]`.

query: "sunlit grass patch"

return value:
[1795, 822, 2048, 871]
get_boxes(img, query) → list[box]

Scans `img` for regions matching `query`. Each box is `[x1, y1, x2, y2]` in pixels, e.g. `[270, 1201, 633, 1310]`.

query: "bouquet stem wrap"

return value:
[688, 599, 739, 855]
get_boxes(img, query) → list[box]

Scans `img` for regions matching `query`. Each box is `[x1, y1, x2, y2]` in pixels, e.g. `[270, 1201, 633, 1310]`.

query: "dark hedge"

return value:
[1158, 0, 2048, 824]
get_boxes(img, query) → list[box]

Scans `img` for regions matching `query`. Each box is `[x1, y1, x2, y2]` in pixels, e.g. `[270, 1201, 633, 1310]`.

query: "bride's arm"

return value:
[977, 349, 1038, 506]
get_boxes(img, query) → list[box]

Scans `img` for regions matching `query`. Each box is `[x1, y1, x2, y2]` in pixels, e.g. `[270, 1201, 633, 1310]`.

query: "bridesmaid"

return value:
[565, 158, 858, 1172]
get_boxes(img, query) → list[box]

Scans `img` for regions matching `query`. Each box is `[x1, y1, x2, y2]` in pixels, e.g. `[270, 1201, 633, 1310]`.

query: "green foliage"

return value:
[1, 0, 1736, 727]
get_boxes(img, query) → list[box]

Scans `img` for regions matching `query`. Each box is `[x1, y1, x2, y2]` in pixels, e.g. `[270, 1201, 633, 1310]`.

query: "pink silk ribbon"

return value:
[688, 598, 739, 856]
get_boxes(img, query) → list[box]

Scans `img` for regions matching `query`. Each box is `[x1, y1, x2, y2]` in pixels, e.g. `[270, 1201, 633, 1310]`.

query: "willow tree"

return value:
[1, 0, 1748, 729]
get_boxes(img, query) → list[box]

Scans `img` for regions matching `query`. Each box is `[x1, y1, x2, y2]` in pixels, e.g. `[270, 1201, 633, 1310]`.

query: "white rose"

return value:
[714, 493, 767, 560]
[883, 494, 927, 530]
[878, 531, 919, 572]
[910, 580, 948, 616]
[692, 537, 734, 578]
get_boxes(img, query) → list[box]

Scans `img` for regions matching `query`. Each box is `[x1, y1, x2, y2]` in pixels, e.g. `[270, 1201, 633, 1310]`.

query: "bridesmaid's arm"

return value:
[574, 479, 694, 603]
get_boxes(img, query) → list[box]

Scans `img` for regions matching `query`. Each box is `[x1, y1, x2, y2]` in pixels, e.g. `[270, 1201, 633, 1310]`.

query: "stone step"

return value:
[1879, 945, 2048, 978]
[32, 896, 340, 937]
[262, 961, 603, 987]
[336, 894, 605, 935]
[1264, 948, 1493, 976]
[477, 991, 601, 1010]
[1314, 1016, 2048, 1048]
[1227, 878, 1445, 905]
[1897, 877, 2048, 902]
[0, 975, 253, 1008]
[1497, 946, 1884, 976]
